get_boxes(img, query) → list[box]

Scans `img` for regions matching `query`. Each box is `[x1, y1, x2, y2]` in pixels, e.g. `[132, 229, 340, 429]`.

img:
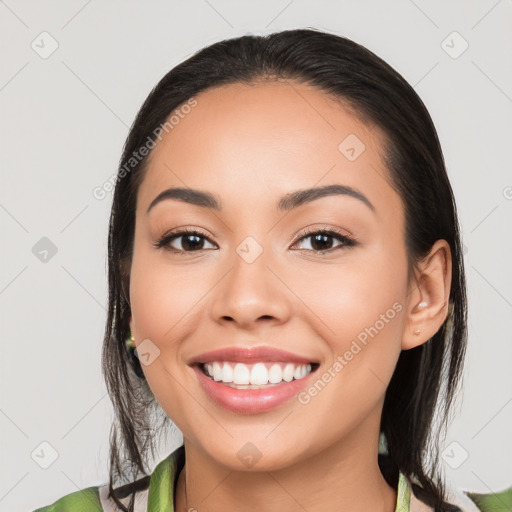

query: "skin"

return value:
[128, 80, 452, 512]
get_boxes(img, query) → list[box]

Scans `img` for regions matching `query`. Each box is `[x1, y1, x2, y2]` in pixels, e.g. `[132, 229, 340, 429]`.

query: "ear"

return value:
[402, 239, 452, 350]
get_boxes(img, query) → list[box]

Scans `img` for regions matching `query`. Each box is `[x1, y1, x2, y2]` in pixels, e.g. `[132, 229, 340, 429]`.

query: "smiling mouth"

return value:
[196, 361, 320, 389]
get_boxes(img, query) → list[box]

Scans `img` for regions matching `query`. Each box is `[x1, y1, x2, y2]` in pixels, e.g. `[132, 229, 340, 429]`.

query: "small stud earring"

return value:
[417, 301, 428, 310]
[413, 329, 421, 335]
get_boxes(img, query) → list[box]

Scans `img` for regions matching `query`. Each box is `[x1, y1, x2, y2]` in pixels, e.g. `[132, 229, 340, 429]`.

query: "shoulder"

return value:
[405, 474, 512, 512]
[32, 485, 103, 512]
[464, 486, 512, 512]
[32, 479, 153, 512]
[32, 445, 185, 512]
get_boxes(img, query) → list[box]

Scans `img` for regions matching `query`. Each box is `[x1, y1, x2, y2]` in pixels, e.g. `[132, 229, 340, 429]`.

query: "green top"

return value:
[33, 444, 511, 511]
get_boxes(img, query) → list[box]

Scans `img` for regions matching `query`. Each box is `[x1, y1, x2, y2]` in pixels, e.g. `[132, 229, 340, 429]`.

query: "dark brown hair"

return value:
[102, 27, 467, 511]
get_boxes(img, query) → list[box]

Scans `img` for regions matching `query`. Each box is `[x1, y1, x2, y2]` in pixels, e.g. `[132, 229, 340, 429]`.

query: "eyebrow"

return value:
[146, 184, 375, 214]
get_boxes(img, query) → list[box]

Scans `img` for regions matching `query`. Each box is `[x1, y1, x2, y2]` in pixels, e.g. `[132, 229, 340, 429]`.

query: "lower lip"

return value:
[192, 365, 316, 414]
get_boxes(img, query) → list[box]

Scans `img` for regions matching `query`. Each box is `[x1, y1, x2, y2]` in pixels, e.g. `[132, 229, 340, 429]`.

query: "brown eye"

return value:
[292, 229, 356, 254]
[154, 229, 216, 252]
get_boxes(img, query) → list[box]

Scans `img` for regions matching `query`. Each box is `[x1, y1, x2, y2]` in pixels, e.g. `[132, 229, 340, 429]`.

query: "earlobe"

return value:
[402, 240, 452, 350]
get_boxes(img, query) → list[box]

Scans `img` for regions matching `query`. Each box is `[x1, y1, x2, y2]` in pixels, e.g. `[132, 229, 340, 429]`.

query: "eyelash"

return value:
[293, 227, 356, 254]
[153, 227, 356, 255]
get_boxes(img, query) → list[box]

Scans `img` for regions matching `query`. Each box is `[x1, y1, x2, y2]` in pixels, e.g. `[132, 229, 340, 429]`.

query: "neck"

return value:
[174, 417, 397, 512]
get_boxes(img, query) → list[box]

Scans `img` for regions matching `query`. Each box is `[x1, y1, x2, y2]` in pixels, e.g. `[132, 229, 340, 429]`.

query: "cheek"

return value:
[288, 246, 407, 407]
[128, 245, 210, 427]
[290, 249, 407, 345]
[129, 243, 211, 341]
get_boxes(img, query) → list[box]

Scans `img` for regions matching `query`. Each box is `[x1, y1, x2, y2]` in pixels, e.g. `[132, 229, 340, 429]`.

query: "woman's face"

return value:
[129, 80, 411, 470]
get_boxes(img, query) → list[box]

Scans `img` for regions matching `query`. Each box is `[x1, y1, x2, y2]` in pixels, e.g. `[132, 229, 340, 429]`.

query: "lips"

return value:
[189, 346, 319, 365]
[188, 346, 320, 414]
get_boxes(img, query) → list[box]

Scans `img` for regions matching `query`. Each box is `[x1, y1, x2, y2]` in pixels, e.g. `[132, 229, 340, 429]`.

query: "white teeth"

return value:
[233, 363, 250, 384]
[250, 363, 269, 385]
[203, 361, 313, 386]
[212, 362, 223, 381]
[268, 364, 283, 384]
[221, 362, 233, 383]
[283, 363, 294, 382]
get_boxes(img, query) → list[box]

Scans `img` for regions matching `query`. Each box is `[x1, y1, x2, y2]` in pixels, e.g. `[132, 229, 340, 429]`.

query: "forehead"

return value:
[137, 80, 402, 222]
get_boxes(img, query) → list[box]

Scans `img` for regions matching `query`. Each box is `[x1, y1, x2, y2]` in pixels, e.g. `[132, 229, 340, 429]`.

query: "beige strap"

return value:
[409, 489, 435, 511]
[409, 483, 480, 512]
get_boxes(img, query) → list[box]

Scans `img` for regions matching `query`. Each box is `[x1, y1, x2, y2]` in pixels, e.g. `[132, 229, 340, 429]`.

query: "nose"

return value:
[209, 245, 291, 331]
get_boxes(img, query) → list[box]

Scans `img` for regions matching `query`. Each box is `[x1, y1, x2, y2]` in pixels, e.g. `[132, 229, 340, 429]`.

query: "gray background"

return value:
[1, 1, 511, 510]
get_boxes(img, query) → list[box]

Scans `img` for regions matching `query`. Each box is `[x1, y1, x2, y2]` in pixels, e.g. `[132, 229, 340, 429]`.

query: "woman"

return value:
[33, 28, 510, 512]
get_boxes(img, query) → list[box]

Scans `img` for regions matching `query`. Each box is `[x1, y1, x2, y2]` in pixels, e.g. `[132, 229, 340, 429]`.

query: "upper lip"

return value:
[189, 346, 319, 365]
